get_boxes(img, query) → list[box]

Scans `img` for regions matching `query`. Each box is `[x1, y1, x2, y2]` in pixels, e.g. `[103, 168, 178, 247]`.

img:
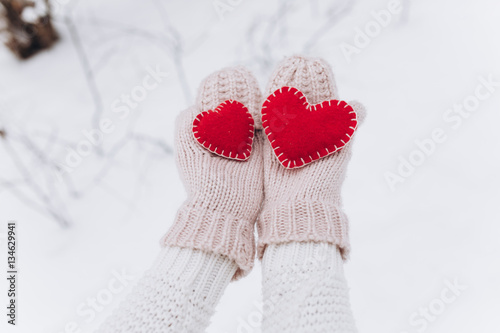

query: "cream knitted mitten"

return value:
[257, 55, 366, 259]
[162, 66, 264, 279]
[262, 242, 357, 332]
[97, 67, 264, 333]
[96, 247, 237, 333]
[258, 55, 364, 332]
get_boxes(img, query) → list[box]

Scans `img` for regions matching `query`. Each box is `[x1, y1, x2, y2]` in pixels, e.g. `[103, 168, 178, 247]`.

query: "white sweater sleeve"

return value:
[96, 246, 237, 333]
[261, 242, 357, 333]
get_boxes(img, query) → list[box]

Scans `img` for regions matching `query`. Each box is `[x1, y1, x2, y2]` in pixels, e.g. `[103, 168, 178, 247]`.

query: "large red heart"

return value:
[192, 100, 254, 161]
[261, 87, 358, 169]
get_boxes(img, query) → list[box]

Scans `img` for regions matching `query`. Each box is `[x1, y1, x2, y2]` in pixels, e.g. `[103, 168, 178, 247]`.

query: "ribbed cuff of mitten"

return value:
[257, 200, 351, 261]
[161, 205, 256, 280]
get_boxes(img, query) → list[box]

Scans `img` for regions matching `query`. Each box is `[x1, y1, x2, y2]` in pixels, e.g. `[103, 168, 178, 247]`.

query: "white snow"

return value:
[21, 0, 49, 23]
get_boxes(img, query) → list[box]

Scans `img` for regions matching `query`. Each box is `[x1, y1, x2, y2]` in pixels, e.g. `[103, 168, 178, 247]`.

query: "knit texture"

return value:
[261, 242, 357, 333]
[197, 66, 264, 130]
[96, 247, 237, 333]
[162, 66, 264, 279]
[257, 55, 366, 260]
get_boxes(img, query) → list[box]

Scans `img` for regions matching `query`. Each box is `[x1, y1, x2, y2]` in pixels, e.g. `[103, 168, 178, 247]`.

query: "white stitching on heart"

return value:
[261, 87, 358, 169]
[192, 100, 254, 161]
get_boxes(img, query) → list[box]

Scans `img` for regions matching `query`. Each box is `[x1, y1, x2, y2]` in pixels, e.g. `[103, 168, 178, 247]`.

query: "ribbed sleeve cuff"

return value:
[160, 205, 256, 280]
[257, 200, 351, 260]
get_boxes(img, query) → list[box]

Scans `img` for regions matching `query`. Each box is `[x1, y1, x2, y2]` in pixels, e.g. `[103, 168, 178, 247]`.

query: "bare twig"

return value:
[2, 137, 71, 227]
[302, 0, 355, 53]
[151, 0, 192, 104]
[63, 15, 104, 155]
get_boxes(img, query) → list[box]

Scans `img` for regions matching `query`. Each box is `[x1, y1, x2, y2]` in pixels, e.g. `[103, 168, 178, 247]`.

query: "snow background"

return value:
[1, 0, 500, 332]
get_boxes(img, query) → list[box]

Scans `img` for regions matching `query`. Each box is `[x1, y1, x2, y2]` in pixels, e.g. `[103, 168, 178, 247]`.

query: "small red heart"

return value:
[192, 100, 254, 161]
[261, 87, 358, 169]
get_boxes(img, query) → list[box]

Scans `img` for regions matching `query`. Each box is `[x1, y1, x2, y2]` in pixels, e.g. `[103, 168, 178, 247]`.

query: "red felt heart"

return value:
[261, 87, 358, 169]
[192, 100, 254, 161]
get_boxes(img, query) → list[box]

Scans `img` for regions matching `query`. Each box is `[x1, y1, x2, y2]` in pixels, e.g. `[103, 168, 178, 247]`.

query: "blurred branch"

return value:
[245, 0, 291, 74]
[63, 15, 104, 155]
[151, 0, 192, 104]
[0, 1, 177, 229]
[2, 134, 71, 227]
[302, 0, 355, 53]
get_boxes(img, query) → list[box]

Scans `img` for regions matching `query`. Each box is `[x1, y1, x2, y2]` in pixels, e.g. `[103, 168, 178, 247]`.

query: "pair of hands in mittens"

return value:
[162, 56, 366, 279]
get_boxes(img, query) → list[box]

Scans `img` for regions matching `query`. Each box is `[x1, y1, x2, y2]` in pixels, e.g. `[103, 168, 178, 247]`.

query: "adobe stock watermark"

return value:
[56, 269, 136, 333]
[339, 0, 402, 63]
[385, 74, 499, 191]
[213, 0, 245, 21]
[400, 278, 467, 333]
[54, 65, 168, 180]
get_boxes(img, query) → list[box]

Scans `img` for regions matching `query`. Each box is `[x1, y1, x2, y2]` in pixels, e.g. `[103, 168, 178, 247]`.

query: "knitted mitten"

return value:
[258, 55, 363, 333]
[97, 67, 264, 333]
[161, 66, 264, 279]
[257, 55, 366, 259]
